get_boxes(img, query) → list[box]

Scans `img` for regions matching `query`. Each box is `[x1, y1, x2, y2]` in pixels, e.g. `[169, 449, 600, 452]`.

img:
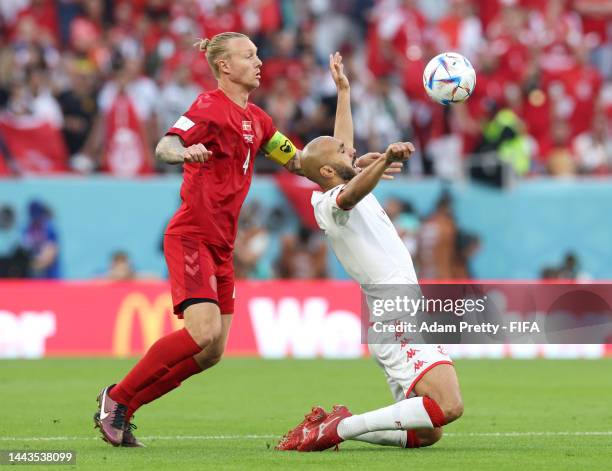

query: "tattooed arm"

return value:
[155, 135, 212, 164]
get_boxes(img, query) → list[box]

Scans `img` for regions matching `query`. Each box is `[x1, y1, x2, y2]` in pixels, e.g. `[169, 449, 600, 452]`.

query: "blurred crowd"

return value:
[0, 0, 611, 178]
[0, 190, 484, 280]
[233, 190, 482, 281]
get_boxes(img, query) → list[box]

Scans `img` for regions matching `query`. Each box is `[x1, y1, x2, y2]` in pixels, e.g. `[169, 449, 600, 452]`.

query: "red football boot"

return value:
[297, 405, 352, 452]
[275, 406, 328, 451]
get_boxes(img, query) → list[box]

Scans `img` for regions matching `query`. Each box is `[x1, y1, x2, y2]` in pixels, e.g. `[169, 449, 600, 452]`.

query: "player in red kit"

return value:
[93, 33, 394, 448]
[93, 32, 303, 447]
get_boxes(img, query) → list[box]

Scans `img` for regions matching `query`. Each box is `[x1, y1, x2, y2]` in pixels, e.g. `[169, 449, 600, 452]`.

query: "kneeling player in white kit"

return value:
[276, 54, 463, 452]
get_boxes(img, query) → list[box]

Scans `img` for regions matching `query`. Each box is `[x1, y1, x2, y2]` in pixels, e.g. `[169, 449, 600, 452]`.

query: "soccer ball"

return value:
[423, 52, 476, 105]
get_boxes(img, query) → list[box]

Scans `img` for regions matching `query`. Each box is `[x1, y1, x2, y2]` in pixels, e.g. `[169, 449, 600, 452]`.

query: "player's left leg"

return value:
[116, 315, 232, 447]
[351, 427, 443, 448]
[121, 262, 235, 431]
[124, 315, 233, 420]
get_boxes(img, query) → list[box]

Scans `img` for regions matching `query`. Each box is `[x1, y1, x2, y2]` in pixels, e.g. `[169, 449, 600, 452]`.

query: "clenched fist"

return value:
[384, 142, 415, 163]
[183, 143, 212, 163]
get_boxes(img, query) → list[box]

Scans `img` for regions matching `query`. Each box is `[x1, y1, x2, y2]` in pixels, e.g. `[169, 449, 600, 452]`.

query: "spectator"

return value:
[0, 204, 30, 278]
[20, 200, 60, 279]
[57, 60, 99, 169]
[573, 111, 612, 173]
[452, 230, 480, 279]
[557, 251, 591, 280]
[104, 249, 160, 281]
[106, 250, 136, 281]
[276, 226, 328, 279]
[234, 203, 271, 279]
[546, 118, 576, 176]
[90, 56, 158, 176]
[353, 75, 412, 152]
[541, 251, 591, 280]
[479, 102, 532, 177]
[156, 63, 199, 144]
[384, 198, 421, 258]
[26, 66, 63, 128]
[436, 0, 483, 60]
[418, 191, 457, 280]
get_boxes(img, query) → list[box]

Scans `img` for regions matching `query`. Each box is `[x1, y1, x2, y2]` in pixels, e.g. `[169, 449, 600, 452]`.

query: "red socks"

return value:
[423, 396, 447, 427]
[125, 356, 203, 421]
[406, 430, 421, 448]
[110, 328, 202, 405]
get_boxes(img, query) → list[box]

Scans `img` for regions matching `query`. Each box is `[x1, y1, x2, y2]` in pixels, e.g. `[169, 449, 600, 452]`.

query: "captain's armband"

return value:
[262, 131, 297, 165]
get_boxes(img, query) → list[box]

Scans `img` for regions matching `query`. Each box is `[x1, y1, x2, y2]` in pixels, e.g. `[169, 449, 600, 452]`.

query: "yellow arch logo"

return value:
[112, 292, 181, 357]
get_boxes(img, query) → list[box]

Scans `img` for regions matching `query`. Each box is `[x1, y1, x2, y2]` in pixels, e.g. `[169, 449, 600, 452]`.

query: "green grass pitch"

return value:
[1, 358, 611, 470]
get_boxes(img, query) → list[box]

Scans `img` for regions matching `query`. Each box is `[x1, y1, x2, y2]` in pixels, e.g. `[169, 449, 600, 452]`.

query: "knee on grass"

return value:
[439, 398, 464, 424]
[409, 428, 443, 448]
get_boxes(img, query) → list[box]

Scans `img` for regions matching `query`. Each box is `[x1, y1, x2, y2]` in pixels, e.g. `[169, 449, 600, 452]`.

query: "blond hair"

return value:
[195, 32, 249, 79]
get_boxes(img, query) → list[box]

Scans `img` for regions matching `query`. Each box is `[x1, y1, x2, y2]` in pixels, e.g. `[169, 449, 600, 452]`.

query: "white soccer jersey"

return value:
[312, 185, 452, 400]
[311, 184, 418, 287]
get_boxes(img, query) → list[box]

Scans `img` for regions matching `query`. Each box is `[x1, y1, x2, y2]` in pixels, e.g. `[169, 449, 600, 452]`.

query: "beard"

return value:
[332, 163, 357, 181]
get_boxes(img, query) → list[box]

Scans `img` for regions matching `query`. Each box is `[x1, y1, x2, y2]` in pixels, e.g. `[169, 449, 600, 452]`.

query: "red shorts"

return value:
[164, 234, 235, 317]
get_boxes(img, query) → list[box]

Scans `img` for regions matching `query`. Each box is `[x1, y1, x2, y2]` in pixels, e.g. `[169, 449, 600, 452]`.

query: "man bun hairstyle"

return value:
[194, 32, 249, 79]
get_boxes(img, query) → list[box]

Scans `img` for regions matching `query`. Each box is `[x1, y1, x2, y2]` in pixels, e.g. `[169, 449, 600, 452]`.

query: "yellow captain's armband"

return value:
[262, 131, 297, 165]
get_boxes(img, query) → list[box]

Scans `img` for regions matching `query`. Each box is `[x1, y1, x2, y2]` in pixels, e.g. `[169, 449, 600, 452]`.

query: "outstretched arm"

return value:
[330, 52, 353, 150]
[337, 142, 415, 210]
[155, 134, 212, 164]
[329, 52, 404, 180]
[283, 51, 351, 177]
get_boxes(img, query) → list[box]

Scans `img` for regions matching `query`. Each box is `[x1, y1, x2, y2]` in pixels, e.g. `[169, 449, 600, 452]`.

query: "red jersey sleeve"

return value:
[166, 94, 211, 146]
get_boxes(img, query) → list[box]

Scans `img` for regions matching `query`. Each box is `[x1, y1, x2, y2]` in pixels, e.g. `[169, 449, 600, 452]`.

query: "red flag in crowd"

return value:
[102, 93, 153, 177]
[275, 171, 320, 230]
[0, 118, 68, 175]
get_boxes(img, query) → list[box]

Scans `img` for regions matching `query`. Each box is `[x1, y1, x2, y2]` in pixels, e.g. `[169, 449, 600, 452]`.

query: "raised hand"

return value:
[329, 51, 350, 90]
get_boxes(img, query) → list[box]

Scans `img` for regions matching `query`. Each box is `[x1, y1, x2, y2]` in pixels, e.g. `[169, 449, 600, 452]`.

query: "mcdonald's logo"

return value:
[112, 292, 181, 357]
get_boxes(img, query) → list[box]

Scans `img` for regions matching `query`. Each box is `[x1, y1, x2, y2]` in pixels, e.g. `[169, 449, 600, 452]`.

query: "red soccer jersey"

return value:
[165, 89, 276, 253]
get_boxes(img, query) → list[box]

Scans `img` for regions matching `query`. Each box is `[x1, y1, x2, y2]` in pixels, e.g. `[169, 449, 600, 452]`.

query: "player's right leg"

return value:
[340, 345, 461, 446]
[299, 344, 461, 451]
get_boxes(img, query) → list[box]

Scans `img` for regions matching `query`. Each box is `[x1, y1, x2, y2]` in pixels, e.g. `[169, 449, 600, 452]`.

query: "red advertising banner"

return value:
[0, 281, 609, 359]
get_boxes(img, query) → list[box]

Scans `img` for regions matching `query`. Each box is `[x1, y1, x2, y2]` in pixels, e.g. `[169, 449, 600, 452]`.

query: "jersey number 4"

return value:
[242, 149, 251, 175]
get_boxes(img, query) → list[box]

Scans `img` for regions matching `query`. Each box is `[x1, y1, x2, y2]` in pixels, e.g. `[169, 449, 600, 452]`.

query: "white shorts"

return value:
[369, 343, 453, 402]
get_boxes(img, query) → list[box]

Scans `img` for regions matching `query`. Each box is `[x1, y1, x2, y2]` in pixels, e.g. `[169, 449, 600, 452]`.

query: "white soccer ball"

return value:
[423, 52, 476, 105]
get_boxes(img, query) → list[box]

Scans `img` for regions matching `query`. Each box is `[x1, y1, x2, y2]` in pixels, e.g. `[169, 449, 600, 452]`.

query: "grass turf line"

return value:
[0, 358, 611, 470]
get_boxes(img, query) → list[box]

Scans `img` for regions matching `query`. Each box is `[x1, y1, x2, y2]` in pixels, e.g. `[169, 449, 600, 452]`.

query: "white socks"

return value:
[337, 397, 434, 440]
[352, 430, 407, 447]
